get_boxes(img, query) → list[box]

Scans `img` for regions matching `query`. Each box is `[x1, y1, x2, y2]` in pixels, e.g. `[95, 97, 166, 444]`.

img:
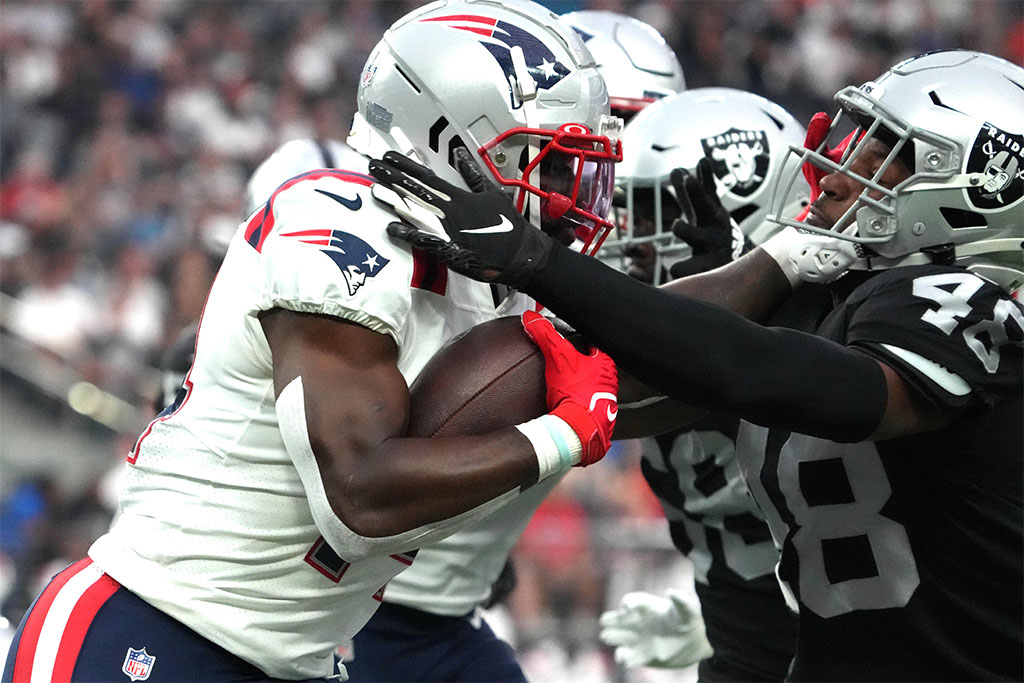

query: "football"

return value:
[408, 315, 548, 437]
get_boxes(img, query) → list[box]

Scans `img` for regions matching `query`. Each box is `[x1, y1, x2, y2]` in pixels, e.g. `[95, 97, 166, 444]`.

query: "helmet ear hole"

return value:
[447, 138, 467, 170]
[517, 146, 532, 172]
[940, 207, 988, 229]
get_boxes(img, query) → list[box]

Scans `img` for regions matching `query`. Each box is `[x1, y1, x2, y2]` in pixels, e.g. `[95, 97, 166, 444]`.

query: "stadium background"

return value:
[1, 1, 1020, 680]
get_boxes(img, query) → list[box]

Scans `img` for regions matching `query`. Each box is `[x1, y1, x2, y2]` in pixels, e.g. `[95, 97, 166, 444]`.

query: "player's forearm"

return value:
[329, 429, 539, 539]
[279, 375, 539, 559]
[524, 243, 886, 441]
[578, 244, 792, 438]
[658, 246, 793, 323]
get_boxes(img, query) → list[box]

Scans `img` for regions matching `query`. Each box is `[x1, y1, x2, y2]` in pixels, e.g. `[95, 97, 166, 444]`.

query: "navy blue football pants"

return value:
[3, 559, 337, 682]
[344, 602, 526, 682]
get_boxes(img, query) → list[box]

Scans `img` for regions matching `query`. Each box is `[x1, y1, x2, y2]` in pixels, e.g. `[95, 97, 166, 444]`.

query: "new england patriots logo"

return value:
[422, 15, 571, 97]
[283, 228, 390, 297]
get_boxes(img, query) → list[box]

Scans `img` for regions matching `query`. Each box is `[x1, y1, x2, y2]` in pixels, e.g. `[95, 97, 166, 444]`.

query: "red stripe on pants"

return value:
[11, 559, 93, 682]
[50, 572, 119, 682]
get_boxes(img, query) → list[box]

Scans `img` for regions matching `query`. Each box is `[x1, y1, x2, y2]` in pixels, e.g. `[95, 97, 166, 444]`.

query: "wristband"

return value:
[516, 414, 582, 481]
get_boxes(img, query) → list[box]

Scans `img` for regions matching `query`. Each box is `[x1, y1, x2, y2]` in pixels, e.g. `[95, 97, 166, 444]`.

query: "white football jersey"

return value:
[242, 139, 567, 627]
[89, 169, 531, 679]
[381, 471, 564, 616]
[243, 138, 368, 218]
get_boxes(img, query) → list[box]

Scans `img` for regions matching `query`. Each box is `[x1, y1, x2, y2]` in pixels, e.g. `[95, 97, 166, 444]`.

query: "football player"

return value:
[597, 88, 812, 681]
[562, 10, 686, 123]
[1, 1, 621, 681]
[343, 11, 687, 682]
[153, 139, 366, 419]
[373, 50, 1024, 681]
[599, 87, 810, 284]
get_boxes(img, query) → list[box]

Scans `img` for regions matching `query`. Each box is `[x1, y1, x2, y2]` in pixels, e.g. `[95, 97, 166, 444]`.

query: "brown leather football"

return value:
[408, 315, 547, 437]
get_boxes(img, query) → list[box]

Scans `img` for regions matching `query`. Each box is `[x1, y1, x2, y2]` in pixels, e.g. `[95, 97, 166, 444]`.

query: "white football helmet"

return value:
[348, 0, 623, 253]
[562, 10, 685, 122]
[243, 139, 368, 218]
[768, 50, 1024, 294]
[601, 88, 808, 283]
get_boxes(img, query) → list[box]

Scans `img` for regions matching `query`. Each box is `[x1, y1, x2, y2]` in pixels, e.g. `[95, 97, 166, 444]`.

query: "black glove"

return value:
[369, 148, 555, 288]
[667, 157, 744, 279]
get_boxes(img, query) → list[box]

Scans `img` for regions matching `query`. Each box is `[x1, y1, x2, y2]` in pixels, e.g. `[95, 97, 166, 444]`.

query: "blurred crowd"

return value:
[1, 0, 1021, 679]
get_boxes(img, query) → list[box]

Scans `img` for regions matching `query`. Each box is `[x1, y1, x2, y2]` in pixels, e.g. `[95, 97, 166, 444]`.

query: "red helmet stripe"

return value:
[421, 14, 498, 36]
[422, 14, 498, 25]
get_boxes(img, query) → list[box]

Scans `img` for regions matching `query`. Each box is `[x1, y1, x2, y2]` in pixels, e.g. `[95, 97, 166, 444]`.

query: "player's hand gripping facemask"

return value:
[371, 148, 556, 288]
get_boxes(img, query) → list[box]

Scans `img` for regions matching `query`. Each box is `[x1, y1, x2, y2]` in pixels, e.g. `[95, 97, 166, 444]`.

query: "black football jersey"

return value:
[637, 285, 833, 681]
[738, 265, 1024, 681]
[642, 418, 798, 681]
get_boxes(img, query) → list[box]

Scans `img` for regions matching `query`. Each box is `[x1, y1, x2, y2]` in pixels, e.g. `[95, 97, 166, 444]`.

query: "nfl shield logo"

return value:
[122, 647, 155, 681]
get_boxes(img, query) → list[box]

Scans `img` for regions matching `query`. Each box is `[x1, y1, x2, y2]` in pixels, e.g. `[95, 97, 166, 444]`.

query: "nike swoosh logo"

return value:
[589, 391, 618, 422]
[461, 215, 513, 234]
[316, 188, 363, 211]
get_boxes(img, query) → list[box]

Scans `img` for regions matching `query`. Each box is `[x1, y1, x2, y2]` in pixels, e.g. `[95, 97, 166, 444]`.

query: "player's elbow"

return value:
[320, 466, 403, 541]
[313, 482, 412, 562]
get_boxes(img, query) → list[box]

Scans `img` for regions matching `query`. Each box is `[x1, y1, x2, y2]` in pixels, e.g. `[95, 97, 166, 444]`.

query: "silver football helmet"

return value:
[768, 50, 1024, 294]
[562, 10, 685, 122]
[348, 0, 623, 253]
[601, 87, 808, 283]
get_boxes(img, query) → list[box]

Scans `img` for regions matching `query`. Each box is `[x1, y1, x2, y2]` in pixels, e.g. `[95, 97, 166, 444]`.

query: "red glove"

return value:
[522, 310, 618, 466]
[796, 112, 858, 221]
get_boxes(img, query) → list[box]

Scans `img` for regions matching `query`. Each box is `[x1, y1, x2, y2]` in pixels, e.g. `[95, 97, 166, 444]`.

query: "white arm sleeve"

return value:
[276, 377, 519, 561]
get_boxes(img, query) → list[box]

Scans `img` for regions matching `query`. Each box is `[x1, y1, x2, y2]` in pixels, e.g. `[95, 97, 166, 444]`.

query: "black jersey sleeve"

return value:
[837, 266, 1024, 412]
[524, 243, 888, 442]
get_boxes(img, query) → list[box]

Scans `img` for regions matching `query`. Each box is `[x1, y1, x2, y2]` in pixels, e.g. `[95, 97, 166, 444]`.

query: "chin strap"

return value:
[760, 225, 860, 286]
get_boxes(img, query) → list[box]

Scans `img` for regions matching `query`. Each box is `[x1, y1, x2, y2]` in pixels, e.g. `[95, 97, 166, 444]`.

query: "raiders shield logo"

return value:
[966, 122, 1024, 210]
[701, 128, 770, 198]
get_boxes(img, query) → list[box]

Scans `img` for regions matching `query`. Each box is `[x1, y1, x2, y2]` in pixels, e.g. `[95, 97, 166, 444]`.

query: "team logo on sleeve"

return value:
[967, 122, 1024, 209]
[282, 229, 390, 297]
[122, 647, 155, 681]
[701, 128, 770, 198]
